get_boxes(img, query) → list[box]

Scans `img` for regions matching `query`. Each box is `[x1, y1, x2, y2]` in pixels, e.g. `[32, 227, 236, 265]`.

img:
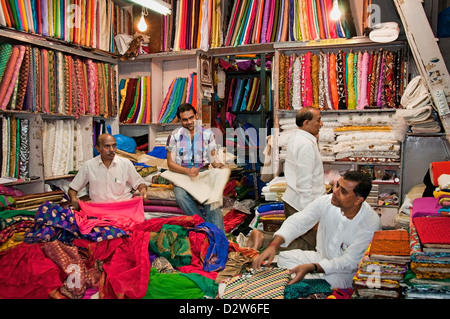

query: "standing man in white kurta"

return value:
[281, 106, 325, 249]
[247, 107, 325, 250]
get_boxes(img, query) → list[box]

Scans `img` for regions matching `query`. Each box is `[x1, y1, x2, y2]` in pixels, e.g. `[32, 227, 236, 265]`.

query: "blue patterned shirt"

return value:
[166, 125, 217, 168]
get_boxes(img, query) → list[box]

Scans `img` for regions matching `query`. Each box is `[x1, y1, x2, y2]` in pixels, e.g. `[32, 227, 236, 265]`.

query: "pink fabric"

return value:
[0, 46, 20, 108]
[76, 197, 145, 235]
[411, 197, 442, 218]
[1, 45, 25, 109]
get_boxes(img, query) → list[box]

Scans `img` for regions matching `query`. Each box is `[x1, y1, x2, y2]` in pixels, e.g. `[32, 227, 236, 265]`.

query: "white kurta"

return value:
[69, 155, 145, 203]
[281, 129, 325, 212]
[274, 194, 382, 289]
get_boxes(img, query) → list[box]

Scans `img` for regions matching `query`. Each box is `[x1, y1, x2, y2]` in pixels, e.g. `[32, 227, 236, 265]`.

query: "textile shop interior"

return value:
[0, 0, 450, 301]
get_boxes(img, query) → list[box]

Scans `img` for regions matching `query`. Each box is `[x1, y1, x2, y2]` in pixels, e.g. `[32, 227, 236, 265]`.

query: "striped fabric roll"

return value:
[222, 268, 291, 299]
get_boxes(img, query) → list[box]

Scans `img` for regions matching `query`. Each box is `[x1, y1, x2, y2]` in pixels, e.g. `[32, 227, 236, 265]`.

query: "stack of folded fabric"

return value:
[353, 229, 410, 298]
[406, 216, 450, 298]
[261, 176, 286, 202]
[250, 202, 285, 233]
[395, 76, 442, 134]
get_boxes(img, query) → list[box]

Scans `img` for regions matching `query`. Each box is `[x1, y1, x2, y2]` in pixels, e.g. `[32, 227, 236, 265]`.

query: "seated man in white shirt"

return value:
[68, 133, 148, 210]
[252, 171, 381, 289]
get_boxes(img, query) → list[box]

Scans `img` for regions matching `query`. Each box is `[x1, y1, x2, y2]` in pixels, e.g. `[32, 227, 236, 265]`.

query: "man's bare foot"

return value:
[246, 229, 264, 250]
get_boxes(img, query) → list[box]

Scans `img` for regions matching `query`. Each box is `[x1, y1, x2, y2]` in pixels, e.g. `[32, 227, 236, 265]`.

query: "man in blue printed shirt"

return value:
[166, 103, 226, 231]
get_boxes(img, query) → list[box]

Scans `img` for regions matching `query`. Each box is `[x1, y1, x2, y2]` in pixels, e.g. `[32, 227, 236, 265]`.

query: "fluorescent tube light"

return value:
[130, 0, 171, 16]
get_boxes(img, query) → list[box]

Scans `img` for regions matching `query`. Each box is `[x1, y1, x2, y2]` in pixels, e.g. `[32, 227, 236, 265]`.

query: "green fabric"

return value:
[148, 224, 192, 267]
[284, 279, 332, 299]
[179, 272, 219, 299]
[0, 210, 36, 219]
[0, 44, 13, 85]
[143, 268, 206, 299]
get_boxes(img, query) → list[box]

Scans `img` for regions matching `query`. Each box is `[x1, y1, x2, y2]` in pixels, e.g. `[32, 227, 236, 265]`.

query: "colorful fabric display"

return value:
[278, 48, 405, 110]
[0, 43, 116, 117]
[0, 0, 132, 53]
[157, 73, 197, 124]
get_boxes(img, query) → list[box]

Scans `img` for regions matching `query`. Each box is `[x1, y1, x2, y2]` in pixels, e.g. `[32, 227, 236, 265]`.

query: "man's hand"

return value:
[251, 245, 277, 270]
[288, 264, 314, 285]
[186, 167, 200, 178]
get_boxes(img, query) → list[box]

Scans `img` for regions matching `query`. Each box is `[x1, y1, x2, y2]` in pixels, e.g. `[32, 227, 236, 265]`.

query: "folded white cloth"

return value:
[161, 168, 231, 210]
[369, 22, 400, 43]
[400, 76, 431, 109]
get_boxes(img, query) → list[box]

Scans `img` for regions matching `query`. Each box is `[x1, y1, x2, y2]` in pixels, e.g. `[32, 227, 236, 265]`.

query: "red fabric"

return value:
[132, 214, 205, 233]
[100, 230, 151, 299]
[414, 217, 450, 245]
[0, 243, 63, 299]
[76, 197, 145, 235]
[430, 161, 450, 186]
[223, 209, 248, 233]
[177, 231, 218, 280]
[73, 237, 123, 268]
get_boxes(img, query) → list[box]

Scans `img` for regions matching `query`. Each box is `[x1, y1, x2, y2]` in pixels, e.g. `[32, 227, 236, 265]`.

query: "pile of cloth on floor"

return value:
[0, 196, 354, 299]
[0, 197, 253, 299]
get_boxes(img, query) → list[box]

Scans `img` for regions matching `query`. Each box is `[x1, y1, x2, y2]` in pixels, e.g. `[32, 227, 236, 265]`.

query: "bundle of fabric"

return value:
[0, 0, 132, 53]
[0, 115, 30, 180]
[278, 48, 405, 111]
[0, 43, 116, 117]
[353, 230, 410, 299]
[42, 119, 84, 178]
[118, 76, 151, 124]
[164, 0, 222, 51]
[0, 207, 35, 252]
[261, 176, 286, 202]
[12, 190, 66, 210]
[225, 0, 359, 48]
[407, 216, 450, 298]
[394, 184, 426, 230]
[250, 202, 285, 232]
[157, 73, 197, 124]
[395, 76, 442, 134]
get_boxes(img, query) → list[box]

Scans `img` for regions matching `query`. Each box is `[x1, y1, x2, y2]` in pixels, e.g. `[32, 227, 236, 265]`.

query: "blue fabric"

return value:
[256, 202, 284, 213]
[193, 222, 229, 272]
[147, 146, 167, 159]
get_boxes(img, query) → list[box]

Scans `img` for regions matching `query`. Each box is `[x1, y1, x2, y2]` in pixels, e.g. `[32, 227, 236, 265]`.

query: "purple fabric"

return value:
[260, 0, 272, 43]
[411, 197, 442, 218]
[144, 205, 186, 215]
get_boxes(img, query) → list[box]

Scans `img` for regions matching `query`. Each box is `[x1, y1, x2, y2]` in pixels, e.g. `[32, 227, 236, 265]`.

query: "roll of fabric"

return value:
[18, 118, 29, 180]
[40, 49, 49, 113]
[15, 45, 30, 111]
[336, 50, 346, 109]
[0, 44, 13, 84]
[1, 45, 25, 110]
[346, 51, 356, 109]
[311, 53, 319, 108]
[0, 46, 20, 109]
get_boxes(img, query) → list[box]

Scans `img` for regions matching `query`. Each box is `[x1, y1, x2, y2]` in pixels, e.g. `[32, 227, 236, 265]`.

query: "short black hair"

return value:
[295, 107, 315, 127]
[343, 170, 372, 200]
[176, 103, 197, 119]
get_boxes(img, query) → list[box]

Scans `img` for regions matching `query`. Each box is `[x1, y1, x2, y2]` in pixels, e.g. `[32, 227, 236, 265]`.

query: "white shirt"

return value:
[281, 129, 325, 212]
[69, 155, 145, 203]
[275, 194, 382, 288]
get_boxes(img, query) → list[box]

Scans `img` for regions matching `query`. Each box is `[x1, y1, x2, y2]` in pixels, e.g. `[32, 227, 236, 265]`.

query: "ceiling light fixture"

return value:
[130, 0, 171, 16]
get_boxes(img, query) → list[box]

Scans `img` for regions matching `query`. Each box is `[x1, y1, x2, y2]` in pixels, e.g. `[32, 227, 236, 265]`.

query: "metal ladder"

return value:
[394, 0, 450, 142]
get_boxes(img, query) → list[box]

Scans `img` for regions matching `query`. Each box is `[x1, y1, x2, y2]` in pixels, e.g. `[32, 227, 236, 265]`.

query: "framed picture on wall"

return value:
[200, 55, 213, 87]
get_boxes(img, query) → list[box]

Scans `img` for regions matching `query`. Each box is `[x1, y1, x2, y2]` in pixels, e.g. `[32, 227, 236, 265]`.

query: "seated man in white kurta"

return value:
[68, 133, 147, 210]
[252, 171, 381, 289]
